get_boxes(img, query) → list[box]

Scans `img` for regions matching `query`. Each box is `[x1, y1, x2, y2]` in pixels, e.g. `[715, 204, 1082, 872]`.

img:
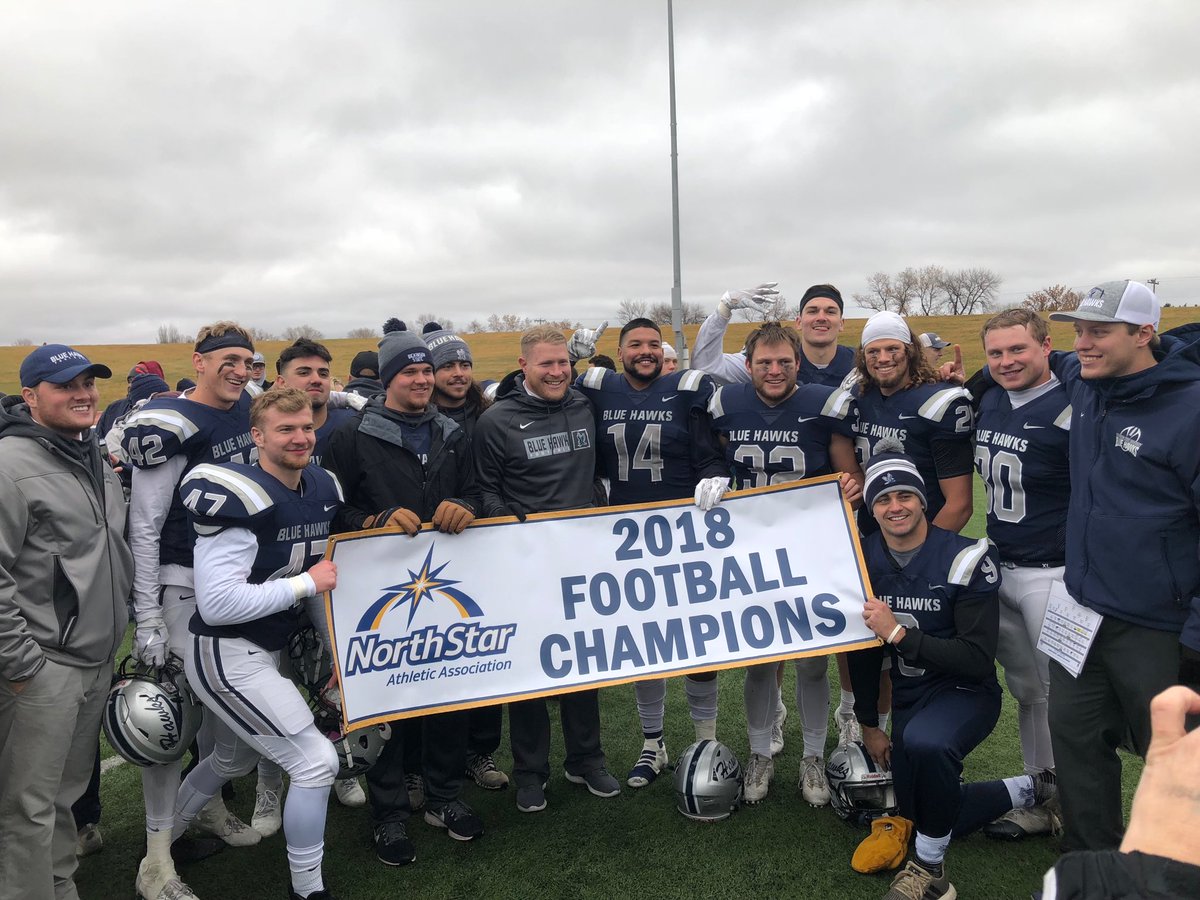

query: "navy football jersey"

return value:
[312, 406, 355, 469]
[122, 392, 258, 568]
[799, 344, 856, 389]
[708, 382, 857, 488]
[852, 382, 974, 521]
[577, 367, 724, 504]
[182, 462, 343, 651]
[974, 381, 1072, 564]
[864, 528, 1000, 706]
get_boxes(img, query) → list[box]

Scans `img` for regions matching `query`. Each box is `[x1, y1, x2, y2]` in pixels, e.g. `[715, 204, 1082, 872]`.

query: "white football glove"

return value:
[717, 283, 780, 319]
[567, 320, 609, 364]
[694, 476, 731, 511]
[328, 390, 368, 411]
[133, 616, 169, 668]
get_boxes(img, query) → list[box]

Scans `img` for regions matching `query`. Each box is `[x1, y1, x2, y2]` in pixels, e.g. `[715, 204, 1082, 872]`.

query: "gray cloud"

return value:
[0, 0, 1197, 345]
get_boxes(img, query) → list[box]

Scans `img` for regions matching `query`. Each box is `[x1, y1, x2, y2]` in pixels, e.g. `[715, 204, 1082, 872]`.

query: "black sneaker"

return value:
[424, 800, 484, 841]
[564, 767, 621, 798]
[169, 834, 226, 865]
[373, 821, 416, 866]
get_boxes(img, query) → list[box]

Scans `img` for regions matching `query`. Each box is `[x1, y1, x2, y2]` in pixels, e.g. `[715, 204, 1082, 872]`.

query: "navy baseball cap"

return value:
[20, 344, 113, 388]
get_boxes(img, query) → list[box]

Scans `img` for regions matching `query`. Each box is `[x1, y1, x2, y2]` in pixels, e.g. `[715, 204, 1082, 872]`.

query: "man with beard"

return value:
[707, 321, 863, 806]
[851, 311, 975, 534]
[576, 318, 728, 789]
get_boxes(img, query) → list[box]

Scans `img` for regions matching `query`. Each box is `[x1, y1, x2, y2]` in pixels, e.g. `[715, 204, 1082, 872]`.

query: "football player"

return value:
[972, 309, 1069, 840]
[851, 311, 974, 533]
[848, 450, 1055, 900]
[692, 283, 855, 388]
[121, 322, 263, 900]
[170, 388, 341, 900]
[707, 321, 864, 805]
[274, 339, 355, 470]
[249, 340, 361, 829]
[576, 318, 729, 788]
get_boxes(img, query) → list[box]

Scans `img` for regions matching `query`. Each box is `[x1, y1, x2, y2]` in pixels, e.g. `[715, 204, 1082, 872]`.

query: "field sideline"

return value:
[72, 481, 1144, 900]
[13, 313, 1172, 897]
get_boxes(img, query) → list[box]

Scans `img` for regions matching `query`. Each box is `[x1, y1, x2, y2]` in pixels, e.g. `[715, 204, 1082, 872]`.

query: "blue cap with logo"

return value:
[20, 344, 113, 388]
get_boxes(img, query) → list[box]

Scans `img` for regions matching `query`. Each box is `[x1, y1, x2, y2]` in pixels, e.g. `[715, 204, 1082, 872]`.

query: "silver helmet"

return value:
[102, 656, 201, 767]
[826, 740, 897, 825]
[674, 739, 742, 822]
[314, 702, 391, 778]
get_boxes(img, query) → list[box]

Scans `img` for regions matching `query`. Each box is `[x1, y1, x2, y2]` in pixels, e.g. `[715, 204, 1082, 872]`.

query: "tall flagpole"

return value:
[667, 0, 687, 367]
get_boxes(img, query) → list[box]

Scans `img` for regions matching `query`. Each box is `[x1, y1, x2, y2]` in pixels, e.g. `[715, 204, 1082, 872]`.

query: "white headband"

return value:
[861, 311, 912, 348]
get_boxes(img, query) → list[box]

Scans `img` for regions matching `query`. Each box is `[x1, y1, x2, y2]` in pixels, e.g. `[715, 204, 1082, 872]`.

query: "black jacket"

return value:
[474, 374, 598, 517]
[323, 398, 479, 533]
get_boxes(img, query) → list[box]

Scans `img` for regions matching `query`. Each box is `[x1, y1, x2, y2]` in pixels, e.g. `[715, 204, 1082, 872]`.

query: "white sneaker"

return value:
[836, 707, 862, 746]
[743, 752, 774, 805]
[251, 786, 282, 837]
[770, 704, 787, 757]
[626, 738, 668, 788]
[335, 777, 367, 808]
[76, 822, 103, 857]
[136, 857, 199, 900]
[193, 796, 261, 847]
[800, 754, 831, 807]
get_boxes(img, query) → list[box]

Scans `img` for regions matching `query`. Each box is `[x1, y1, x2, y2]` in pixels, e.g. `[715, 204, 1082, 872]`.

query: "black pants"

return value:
[1048, 616, 1180, 851]
[366, 709, 468, 825]
[509, 690, 604, 788]
[891, 681, 1011, 839]
[467, 705, 503, 756]
[70, 743, 102, 828]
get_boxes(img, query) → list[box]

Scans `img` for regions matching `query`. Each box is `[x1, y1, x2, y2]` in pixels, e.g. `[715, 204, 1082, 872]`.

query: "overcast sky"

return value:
[2, 1, 1198, 345]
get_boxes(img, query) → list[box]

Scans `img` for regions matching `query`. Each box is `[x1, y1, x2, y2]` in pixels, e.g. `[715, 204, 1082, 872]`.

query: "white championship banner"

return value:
[324, 476, 878, 730]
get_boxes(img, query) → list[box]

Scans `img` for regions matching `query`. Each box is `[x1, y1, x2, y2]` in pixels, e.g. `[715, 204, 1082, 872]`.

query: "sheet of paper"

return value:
[1036, 580, 1102, 678]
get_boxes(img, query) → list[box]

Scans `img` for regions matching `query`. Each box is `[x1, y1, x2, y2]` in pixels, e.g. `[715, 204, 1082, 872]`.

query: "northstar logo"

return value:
[357, 544, 484, 632]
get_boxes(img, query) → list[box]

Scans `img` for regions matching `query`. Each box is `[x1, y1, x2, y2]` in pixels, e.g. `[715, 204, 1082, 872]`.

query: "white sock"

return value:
[839, 690, 855, 715]
[914, 830, 951, 866]
[287, 840, 324, 897]
[145, 829, 174, 867]
[1003, 774, 1036, 809]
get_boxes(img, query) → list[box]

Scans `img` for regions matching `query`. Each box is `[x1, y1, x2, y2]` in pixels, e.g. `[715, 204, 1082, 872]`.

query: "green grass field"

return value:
[74, 477, 1145, 900]
[26, 316, 1170, 899]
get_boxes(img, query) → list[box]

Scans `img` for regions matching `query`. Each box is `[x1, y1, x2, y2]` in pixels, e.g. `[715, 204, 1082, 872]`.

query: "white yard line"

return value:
[100, 755, 126, 775]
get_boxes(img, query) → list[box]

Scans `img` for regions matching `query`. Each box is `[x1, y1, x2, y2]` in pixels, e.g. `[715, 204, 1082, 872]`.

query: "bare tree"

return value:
[1023, 284, 1082, 313]
[464, 319, 484, 334]
[346, 326, 378, 339]
[854, 270, 921, 315]
[157, 324, 187, 344]
[11, 337, 33, 346]
[942, 267, 1002, 315]
[911, 266, 947, 316]
[282, 324, 323, 341]
[248, 326, 279, 342]
[616, 298, 649, 323]
[415, 313, 453, 332]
